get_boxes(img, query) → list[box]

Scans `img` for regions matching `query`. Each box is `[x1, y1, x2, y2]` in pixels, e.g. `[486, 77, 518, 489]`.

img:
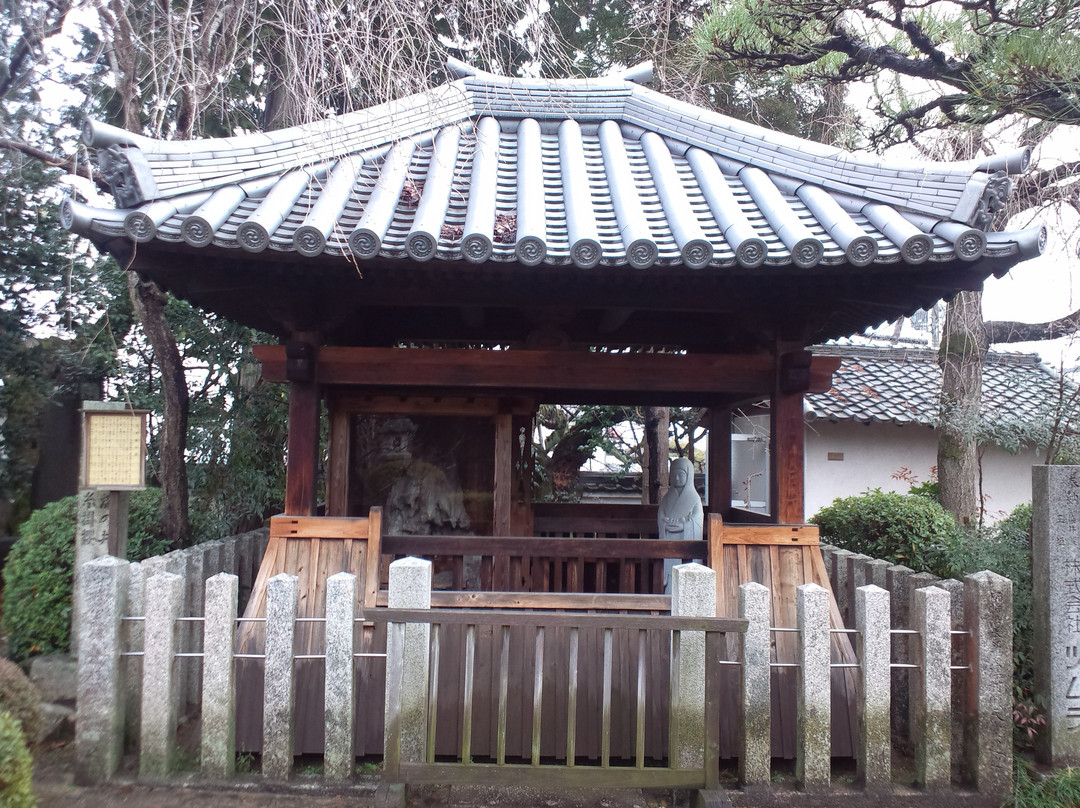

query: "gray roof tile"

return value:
[66, 68, 1043, 273]
[807, 344, 1066, 431]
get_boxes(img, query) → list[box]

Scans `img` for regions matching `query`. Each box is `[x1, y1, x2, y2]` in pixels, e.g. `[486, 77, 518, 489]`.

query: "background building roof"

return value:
[806, 344, 1063, 427]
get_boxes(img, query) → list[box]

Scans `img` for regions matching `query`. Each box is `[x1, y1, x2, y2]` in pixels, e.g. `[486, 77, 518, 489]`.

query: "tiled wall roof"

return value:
[807, 345, 1063, 426]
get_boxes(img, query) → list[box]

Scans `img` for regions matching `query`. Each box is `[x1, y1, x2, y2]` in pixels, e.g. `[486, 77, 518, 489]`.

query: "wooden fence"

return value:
[75, 554, 1013, 805]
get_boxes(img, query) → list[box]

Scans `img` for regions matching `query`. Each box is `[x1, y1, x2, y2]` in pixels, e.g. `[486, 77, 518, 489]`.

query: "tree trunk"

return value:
[128, 273, 189, 546]
[643, 406, 670, 504]
[937, 290, 987, 528]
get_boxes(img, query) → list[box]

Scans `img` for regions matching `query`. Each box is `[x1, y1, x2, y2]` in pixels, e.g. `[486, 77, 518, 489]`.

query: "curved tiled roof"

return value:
[806, 345, 1063, 427]
[63, 61, 1045, 272]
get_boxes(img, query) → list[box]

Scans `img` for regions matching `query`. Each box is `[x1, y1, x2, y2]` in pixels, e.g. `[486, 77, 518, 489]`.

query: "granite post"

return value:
[670, 562, 716, 770]
[325, 571, 357, 781]
[75, 556, 128, 785]
[856, 584, 891, 789]
[962, 571, 1013, 798]
[72, 488, 128, 655]
[934, 577, 965, 770]
[1033, 464, 1080, 766]
[886, 564, 915, 752]
[385, 557, 432, 765]
[201, 573, 238, 778]
[796, 582, 830, 790]
[184, 548, 205, 712]
[911, 585, 951, 789]
[832, 549, 855, 627]
[123, 560, 145, 748]
[263, 572, 299, 780]
[139, 571, 183, 779]
[739, 581, 771, 787]
[865, 559, 890, 590]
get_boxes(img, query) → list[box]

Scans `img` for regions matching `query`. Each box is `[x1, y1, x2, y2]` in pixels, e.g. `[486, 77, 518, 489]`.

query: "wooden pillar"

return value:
[494, 409, 513, 536]
[707, 408, 732, 521]
[770, 391, 805, 524]
[284, 336, 320, 516]
[325, 404, 350, 517]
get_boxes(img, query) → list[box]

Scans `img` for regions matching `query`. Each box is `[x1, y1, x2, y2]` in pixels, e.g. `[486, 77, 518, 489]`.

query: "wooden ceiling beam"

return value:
[254, 346, 840, 399]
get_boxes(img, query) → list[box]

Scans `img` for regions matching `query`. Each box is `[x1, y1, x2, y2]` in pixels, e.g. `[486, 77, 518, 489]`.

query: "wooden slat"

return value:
[567, 627, 578, 767]
[326, 407, 350, 516]
[428, 624, 440, 763]
[532, 627, 544, 766]
[383, 535, 704, 559]
[497, 626, 509, 765]
[635, 629, 646, 768]
[397, 761, 705, 788]
[720, 524, 819, 546]
[270, 514, 370, 540]
[601, 628, 613, 767]
[365, 507, 383, 609]
[462, 625, 476, 764]
[368, 608, 747, 633]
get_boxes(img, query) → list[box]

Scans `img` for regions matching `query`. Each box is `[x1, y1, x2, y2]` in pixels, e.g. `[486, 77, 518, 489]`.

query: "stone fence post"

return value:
[1033, 464, 1080, 767]
[263, 572, 299, 780]
[325, 571, 357, 781]
[962, 570, 1012, 799]
[738, 581, 770, 788]
[139, 571, 184, 779]
[670, 562, 716, 770]
[201, 573, 238, 778]
[75, 556, 129, 785]
[384, 557, 433, 771]
[796, 582, 830, 791]
[855, 584, 890, 789]
[912, 585, 951, 789]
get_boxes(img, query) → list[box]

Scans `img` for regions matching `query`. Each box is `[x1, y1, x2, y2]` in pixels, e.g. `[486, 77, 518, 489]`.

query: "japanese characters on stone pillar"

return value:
[1033, 465, 1080, 766]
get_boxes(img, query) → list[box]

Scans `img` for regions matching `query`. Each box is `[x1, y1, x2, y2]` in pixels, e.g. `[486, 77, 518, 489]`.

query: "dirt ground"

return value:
[33, 741, 379, 808]
[31, 740, 680, 808]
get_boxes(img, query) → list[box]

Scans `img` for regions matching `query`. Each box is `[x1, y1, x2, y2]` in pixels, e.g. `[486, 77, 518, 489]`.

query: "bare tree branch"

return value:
[985, 311, 1080, 343]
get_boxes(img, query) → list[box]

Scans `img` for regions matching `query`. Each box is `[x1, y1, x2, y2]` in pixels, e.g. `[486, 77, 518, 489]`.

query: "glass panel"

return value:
[347, 414, 495, 534]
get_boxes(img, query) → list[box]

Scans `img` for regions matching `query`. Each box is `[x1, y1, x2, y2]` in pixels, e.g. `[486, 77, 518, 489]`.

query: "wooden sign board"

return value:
[81, 405, 148, 490]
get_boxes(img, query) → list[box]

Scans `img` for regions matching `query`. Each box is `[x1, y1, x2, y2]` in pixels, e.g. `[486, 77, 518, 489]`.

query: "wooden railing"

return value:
[382, 534, 703, 596]
[380, 605, 745, 790]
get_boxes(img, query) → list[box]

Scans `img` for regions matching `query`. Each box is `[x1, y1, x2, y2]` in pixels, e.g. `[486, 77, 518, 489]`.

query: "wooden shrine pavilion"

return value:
[64, 59, 1043, 762]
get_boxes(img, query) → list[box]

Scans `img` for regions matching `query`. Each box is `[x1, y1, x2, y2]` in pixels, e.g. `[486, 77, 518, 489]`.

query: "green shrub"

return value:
[1, 498, 76, 661]
[0, 710, 35, 808]
[0, 660, 40, 750]
[811, 489, 964, 578]
[2, 489, 168, 662]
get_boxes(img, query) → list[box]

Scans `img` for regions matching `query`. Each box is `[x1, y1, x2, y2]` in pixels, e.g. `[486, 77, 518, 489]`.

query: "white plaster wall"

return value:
[804, 419, 1040, 521]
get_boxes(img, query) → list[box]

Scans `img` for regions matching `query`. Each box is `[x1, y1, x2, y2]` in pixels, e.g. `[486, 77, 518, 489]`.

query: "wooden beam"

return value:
[269, 515, 369, 540]
[707, 408, 732, 520]
[325, 406, 350, 516]
[256, 346, 842, 396]
[284, 332, 321, 517]
[770, 390, 805, 525]
[494, 410, 513, 536]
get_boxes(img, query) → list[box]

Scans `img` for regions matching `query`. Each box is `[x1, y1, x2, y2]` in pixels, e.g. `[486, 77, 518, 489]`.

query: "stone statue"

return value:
[657, 456, 703, 541]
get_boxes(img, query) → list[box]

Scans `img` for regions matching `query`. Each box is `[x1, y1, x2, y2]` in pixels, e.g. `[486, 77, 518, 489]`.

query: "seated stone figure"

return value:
[657, 456, 703, 541]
